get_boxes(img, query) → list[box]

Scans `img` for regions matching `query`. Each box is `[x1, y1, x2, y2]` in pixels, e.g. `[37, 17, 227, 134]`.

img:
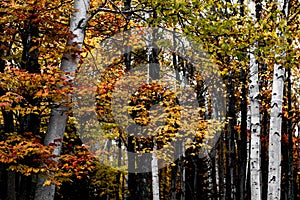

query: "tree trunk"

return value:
[287, 67, 294, 200]
[149, 28, 160, 200]
[249, 44, 262, 200]
[237, 64, 248, 200]
[236, 1, 248, 199]
[151, 144, 159, 200]
[248, 1, 262, 200]
[244, 89, 252, 200]
[218, 132, 226, 200]
[267, 1, 288, 199]
[267, 60, 285, 200]
[20, 4, 40, 73]
[34, 1, 90, 200]
[226, 71, 237, 200]
[7, 171, 16, 200]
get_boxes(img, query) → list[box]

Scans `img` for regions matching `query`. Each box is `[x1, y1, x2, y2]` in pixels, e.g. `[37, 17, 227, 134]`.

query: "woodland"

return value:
[0, 0, 299, 200]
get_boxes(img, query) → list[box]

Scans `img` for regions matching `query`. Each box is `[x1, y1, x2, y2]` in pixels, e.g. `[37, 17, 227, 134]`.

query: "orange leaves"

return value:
[43, 180, 52, 186]
[95, 65, 126, 123]
[0, 132, 96, 185]
[0, 133, 56, 177]
[85, 0, 127, 47]
[0, 67, 69, 109]
[0, 0, 73, 67]
[0, 134, 53, 163]
[55, 146, 96, 181]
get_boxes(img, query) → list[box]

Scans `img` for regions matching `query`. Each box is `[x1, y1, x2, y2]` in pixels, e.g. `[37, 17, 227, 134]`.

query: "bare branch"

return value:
[87, 5, 153, 22]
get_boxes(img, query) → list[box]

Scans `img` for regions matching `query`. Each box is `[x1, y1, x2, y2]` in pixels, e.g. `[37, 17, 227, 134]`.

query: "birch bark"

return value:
[34, 1, 90, 200]
[267, 1, 288, 199]
[248, 1, 262, 200]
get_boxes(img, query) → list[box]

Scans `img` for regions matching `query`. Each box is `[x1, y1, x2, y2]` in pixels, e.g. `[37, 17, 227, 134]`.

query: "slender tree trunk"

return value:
[287, 67, 294, 200]
[2, 80, 16, 200]
[237, 64, 248, 200]
[152, 144, 159, 200]
[116, 131, 122, 200]
[211, 148, 218, 200]
[267, 59, 285, 200]
[236, 1, 248, 199]
[267, 1, 288, 199]
[34, 1, 90, 200]
[249, 44, 262, 200]
[149, 28, 160, 200]
[121, 2, 139, 200]
[218, 132, 226, 200]
[248, 1, 262, 200]
[20, 6, 40, 73]
[127, 135, 137, 200]
[171, 53, 179, 200]
[7, 171, 16, 200]
[245, 77, 252, 200]
[226, 71, 237, 200]
[205, 149, 214, 200]
[181, 155, 186, 200]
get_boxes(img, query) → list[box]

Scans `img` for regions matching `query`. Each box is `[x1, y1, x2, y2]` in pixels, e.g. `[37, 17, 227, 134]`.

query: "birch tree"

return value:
[267, 0, 289, 199]
[34, 0, 91, 199]
[248, 1, 262, 199]
[147, 15, 160, 200]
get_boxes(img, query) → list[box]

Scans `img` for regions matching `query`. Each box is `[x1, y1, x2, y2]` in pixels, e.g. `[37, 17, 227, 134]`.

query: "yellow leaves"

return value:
[26, 167, 38, 173]
[0, 131, 95, 185]
[34, 89, 48, 98]
[43, 180, 52, 186]
[0, 67, 69, 116]
[1, 0, 73, 66]
[40, 168, 47, 173]
[8, 165, 42, 176]
[220, 68, 229, 77]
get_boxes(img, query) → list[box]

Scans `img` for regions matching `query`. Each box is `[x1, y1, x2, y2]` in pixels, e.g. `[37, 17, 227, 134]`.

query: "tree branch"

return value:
[87, 6, 153, 22]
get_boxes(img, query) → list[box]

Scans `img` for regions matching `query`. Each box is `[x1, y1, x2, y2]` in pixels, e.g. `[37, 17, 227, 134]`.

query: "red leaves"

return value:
[0, 134, 54, 168]
[0, 102, 11, 107]
[54, 138, 63, 143]
[56, 146, 96, 181]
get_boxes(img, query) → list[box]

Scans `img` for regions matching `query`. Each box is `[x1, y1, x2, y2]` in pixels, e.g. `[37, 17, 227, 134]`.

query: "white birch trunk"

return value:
[267, 1, 288, 199]
[246, 105, 251, 190]
[205, 149, 213, 200]
[267, 61, 285, 200]
[248, 1, 262, 200]
[152, 144, 160, 200]
[249, 46, 262, 200]
[215, 151, 219, 198]
[249, 45, 262, 200]
[34, 1, 90, 200]
[145, 24, 160, 200]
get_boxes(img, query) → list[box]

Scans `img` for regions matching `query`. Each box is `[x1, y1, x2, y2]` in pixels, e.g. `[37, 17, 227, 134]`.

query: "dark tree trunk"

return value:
[7, 171, 16, 200]
[210, 148, 218, 200]
[20, 8, 40, 73]
[286, 67, 294, 200]
[218, 132, 226, 200]
[226, 71, 237, 200]
[237, 66, 248, 200]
